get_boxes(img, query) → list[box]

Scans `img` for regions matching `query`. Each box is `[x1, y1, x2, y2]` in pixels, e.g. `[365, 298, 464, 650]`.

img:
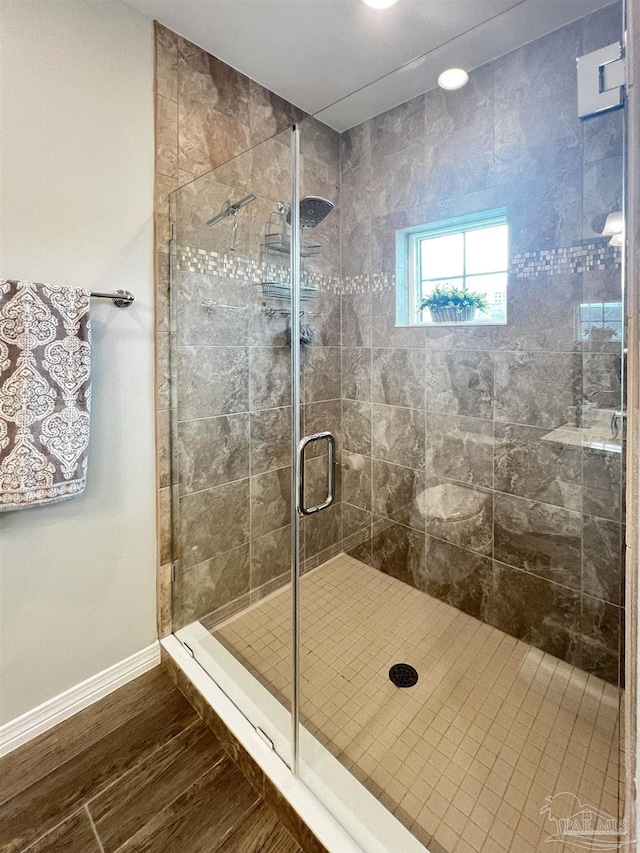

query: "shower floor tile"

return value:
[212, 554, 624, 853]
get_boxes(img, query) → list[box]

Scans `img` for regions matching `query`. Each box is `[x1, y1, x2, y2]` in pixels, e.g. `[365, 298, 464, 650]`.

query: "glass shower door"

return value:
[169, 127, 298, 767]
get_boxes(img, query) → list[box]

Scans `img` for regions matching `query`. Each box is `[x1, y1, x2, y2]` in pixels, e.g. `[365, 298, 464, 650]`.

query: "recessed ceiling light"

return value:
[438, 68, 469, 90]
[362, 0, 398, 9]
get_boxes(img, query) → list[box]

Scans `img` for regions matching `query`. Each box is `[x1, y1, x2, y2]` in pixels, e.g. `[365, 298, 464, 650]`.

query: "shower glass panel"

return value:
[294, 4, 627, 851]
[169, 127, 297, 764]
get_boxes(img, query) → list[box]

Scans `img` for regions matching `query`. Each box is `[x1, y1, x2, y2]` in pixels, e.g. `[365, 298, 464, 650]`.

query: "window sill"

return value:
[395, 320, 508, 328]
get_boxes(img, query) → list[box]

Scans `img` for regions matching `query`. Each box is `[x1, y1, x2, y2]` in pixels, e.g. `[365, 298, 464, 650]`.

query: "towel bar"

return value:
[90, 289, 134, 307]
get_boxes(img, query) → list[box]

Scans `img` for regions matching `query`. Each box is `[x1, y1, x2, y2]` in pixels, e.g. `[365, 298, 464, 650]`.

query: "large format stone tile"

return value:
[342, 453, 372, 511]
[370, 144, 428, 219]
[493, 21, 581, 110]
[583, 156, 623, 240]
[156, 23, 178, 102]
[494, 422, 582, 510]
[371, 459, 425, 531]
[175, 274, 250, 346]
[582, 515, 624, 605]
[494, 86, 581, 184]
[423, 118, 495, 202]
[302, 347, 341, 403]
[341, 120, 371, 172]
[583, 447, 623, 521]
[426, 412, 493, 489]
[425, 350, 494, 419]
[342, 400, 371, 456]
[583, 1, 623, 53]
[342, 504, 372, 551]
[371, 404, 425, 469]
[582, 353, 622, 410]
[250, 406, 291, 475]
[250, 524, 291, 591]
[249, 80, 305, 146]
[156, 95, 178, 180]
[581, 595, 622, 685]
[178, 95, 250, 177]
[423, 322, 496, 352]
[494, 273, 582, 352]
[493, 493, 582, 590]
[249, 347, 291, 411]
[371, 95, 425, 163]
[341, 219, 372, 278]
[368, 518, 426, 589]
[584, 109, 623, 164]
[311, 290, 341, 347]
[341, 348, 372, 402]
[494, 351, 580, 428]
[177, 413, 250, 494]
[299, 116, 340, 170]
[340, 164, 372, 225]
[303, 503, 342, 558]
[250, 467, 291, 539]
[423, 537, 493, 621]
[371, 289, 424, 349]
[341, 294, 372, 348]
[178, 36, 250, 121]
[177, 347, 249, 420]
[372, 348, 425, 410]
[423, 64, 494, 135]
[423, 482, 493, 556]
[504, 168, 583, 255]
[179, 479, 250, 568]
[174, 545, 250, 626]
[488, 563, 581, 663]
[303, 400, 341, 458]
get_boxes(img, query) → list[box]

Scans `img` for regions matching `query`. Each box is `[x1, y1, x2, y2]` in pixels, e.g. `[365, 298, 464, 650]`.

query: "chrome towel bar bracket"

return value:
[90, 289, 135, 307]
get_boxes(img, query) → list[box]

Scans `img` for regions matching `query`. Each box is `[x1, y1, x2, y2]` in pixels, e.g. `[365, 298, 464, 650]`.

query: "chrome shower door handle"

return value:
[297, 431, 336, 516]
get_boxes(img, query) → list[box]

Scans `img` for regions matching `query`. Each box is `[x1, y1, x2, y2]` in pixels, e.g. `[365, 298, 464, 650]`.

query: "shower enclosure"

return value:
[167, 4, 627, 850]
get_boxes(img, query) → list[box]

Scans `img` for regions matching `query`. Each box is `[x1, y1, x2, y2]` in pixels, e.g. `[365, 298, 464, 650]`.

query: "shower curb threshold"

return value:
[161, 634, 429, 853]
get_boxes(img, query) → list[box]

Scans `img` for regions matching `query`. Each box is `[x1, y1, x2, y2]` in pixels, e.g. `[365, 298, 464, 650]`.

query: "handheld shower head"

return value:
[287, 196, 334, 229]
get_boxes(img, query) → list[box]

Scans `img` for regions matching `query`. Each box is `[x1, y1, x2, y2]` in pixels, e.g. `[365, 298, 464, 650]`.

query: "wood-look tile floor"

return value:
[0, 667, 301, 853]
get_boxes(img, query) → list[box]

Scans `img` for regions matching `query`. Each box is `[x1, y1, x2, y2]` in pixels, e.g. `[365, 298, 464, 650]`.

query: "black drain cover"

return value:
[389, 663, 418, 688]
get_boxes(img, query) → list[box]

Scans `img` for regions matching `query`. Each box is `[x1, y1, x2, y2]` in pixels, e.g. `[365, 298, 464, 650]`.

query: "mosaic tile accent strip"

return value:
[176, 240, 621, 297]
[511, 241, 622, 280]
[340, 272, 395, 295]
[213, 554, 624, 853]
[174, 245, 341, 293]
[339, 241, 622, 295]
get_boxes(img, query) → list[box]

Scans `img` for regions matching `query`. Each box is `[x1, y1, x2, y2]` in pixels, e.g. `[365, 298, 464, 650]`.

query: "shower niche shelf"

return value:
[261, 282, 318, 301]
[265, 233, 322, 257]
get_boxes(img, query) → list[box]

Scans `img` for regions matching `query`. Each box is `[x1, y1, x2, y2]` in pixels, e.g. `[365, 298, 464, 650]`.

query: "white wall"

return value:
[0, 0, 157, 723]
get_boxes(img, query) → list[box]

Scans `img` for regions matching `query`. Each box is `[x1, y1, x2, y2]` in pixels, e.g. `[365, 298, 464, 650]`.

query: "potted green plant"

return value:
[586, 325, 619, 344]
[420, 285, 489, 323]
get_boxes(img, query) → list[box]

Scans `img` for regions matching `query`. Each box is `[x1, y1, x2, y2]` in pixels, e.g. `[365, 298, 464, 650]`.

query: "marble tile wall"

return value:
[154, 22, 342, 633]
[339, 4, 625, 684]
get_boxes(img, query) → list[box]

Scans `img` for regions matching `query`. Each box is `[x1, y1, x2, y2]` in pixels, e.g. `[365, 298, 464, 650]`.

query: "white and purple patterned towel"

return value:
[0, 279, 91, 510]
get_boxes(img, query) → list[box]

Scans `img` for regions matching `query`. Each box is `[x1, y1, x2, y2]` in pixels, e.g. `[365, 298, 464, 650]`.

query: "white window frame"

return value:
[395, 208, 508, 326]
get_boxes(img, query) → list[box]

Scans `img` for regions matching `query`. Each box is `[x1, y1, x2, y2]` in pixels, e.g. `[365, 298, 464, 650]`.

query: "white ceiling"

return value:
[125, 0, 617, 130]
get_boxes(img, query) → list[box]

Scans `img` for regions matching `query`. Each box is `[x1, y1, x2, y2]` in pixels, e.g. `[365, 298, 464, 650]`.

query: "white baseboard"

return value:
[0, 641, 161, 758]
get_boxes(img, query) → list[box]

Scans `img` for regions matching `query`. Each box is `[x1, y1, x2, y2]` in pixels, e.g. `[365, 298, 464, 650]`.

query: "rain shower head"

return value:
[287, 196, 334, 229]
[206, 194, 256, 227]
